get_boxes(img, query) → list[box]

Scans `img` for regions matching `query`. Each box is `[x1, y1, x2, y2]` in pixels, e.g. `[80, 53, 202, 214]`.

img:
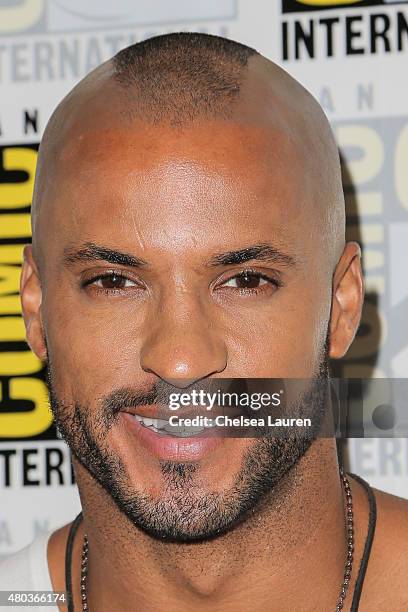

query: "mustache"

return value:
[102, 378, 255, 416]
[104, 386, 162, 414]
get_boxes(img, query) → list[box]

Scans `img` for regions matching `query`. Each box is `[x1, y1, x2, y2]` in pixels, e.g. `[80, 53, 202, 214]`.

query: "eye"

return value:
[222, 271, 269, 290]
[93, 274, 136, 290]
[215, 269, 283, 299]
[83, 272, 142, 292]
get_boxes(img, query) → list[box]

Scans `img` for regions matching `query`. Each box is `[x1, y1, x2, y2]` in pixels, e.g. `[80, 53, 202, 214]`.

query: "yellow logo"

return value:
[0, 146, 52, 439]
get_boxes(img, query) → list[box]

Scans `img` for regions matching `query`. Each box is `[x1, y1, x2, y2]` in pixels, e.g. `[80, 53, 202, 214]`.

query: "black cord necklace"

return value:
[65, 467, 377, 612]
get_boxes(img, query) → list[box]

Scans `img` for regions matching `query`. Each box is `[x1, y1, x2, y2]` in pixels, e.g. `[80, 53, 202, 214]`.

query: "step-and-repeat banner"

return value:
[1, 0, 408, 555]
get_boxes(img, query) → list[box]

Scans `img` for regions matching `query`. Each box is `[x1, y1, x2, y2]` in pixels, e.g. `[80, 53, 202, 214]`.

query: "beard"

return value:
[47, 339, 331, 543]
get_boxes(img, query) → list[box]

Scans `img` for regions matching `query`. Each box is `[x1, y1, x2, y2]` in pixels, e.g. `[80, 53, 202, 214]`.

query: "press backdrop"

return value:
[1, 0, 408, 555]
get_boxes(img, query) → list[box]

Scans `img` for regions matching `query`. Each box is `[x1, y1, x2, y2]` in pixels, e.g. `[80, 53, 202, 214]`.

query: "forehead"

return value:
[40, 119, 319, 263]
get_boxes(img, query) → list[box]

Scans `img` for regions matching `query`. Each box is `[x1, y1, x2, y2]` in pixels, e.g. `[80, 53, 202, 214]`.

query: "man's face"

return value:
[25, 117, 343, 540]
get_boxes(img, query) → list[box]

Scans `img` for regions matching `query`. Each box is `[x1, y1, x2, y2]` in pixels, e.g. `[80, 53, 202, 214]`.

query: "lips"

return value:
[121, 411, 224, 461]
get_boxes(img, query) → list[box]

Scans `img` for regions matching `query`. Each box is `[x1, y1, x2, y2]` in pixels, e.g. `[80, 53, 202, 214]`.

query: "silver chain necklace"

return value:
[79, 467, 354, 612]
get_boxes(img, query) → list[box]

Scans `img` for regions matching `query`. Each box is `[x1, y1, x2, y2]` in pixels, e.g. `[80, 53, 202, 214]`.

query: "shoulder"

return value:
[361, 484, 408, 610]
[0, 531, 53, 591]
[371, 486, 408, 565]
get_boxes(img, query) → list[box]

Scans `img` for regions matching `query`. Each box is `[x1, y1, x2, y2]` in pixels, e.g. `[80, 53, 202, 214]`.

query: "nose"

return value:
[140, 299, 228, 387]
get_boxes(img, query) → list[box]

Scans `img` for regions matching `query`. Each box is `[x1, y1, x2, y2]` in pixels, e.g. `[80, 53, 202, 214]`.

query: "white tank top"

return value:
[0, 531, 58, 612]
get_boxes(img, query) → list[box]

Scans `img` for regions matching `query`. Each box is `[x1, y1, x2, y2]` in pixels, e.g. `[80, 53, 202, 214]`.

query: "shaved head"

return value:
[31, 32, 344, 270]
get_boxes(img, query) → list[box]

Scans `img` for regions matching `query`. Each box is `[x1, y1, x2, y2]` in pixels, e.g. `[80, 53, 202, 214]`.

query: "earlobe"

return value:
[20, 245, 47, 361]
[329, 242, 364, 359]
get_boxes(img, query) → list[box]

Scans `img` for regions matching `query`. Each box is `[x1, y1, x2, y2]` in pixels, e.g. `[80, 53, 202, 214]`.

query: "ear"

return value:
[20, 245, 47, 361]
[329, 241, 364, 359]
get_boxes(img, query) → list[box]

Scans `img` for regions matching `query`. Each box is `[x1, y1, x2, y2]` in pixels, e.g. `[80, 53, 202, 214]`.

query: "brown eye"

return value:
[94, 274, 136, 290]
[223, 272, 268, 289]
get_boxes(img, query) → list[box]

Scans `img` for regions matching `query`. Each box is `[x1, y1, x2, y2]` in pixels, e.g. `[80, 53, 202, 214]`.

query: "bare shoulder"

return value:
[373, 486, 408, 546]
[362, 485, 408, 610]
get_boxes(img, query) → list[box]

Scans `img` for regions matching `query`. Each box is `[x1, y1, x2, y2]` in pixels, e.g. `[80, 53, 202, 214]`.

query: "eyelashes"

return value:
[83, 272, 142, 291]
[220, 269, 283, 294]
[81, 268, 283, 297]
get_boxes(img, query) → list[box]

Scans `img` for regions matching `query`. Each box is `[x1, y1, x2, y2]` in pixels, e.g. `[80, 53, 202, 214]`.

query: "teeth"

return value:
[133, 415, 168, 430]
[131, 414, 207, 437]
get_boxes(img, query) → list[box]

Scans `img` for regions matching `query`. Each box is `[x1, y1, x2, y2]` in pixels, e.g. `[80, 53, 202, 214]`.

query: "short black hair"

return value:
[113, 32, 259, 125]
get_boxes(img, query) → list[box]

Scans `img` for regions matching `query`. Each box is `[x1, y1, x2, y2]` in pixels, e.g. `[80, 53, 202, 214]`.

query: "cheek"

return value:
[42, 288, 147, 401]
[224, 284, 332, 377]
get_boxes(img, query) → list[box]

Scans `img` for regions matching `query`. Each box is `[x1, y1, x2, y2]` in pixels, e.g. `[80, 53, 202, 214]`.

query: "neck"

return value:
[73, 438, 348, 612]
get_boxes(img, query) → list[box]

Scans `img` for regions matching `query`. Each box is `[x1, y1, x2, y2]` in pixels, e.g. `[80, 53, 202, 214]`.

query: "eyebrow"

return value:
[63, 242, 148, 268]
[206, 243, 297, 268]
[62, 241, 297, 271]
